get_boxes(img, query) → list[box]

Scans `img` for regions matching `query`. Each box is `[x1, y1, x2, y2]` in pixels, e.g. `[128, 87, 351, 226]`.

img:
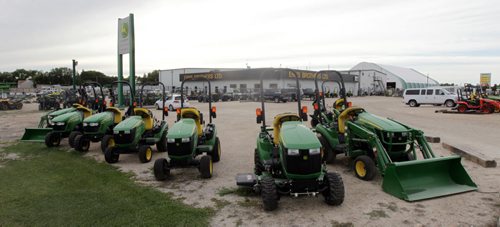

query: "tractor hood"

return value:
[52, 111, 82, 123]
[113, 116, 143, 132]
[83, 111, 113, 123]
[355, 112, 407, 132]
[280, 121, 321, 149]
[48, 107, 76, 117]
[167, 119, 196, 139]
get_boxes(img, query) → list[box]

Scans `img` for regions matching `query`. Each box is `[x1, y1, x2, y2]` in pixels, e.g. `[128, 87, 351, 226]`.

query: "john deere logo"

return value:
[121, 22, 129, 38]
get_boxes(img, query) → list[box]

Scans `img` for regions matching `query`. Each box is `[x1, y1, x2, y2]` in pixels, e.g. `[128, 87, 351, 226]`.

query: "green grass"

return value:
[0, 143, 213, 226]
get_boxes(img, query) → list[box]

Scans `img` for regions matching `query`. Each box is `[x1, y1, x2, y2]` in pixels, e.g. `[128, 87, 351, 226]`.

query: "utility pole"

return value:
[72, 59, 78, 89]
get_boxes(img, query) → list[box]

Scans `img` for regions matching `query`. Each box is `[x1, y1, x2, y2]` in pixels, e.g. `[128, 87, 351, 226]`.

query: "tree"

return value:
[79, 70, 114, 85]
[138, 70, 159, 83]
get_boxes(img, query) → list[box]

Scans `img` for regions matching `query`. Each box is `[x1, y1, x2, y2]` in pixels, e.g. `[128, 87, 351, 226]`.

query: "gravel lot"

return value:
[1, 96, 499, 226]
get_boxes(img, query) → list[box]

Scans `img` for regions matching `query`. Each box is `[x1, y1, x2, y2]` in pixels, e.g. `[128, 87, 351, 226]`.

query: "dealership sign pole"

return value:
[117, 13, 135, 106]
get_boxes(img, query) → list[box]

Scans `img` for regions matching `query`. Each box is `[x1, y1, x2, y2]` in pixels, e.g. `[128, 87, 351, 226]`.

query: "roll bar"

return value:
[139, 82, 167, 121]
[180, 76, 215, 123]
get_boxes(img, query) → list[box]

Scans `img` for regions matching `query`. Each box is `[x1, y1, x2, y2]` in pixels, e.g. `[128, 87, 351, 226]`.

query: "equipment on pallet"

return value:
[0, 98, 23, 110]
[154, 77, 220, 180]
[312, 70, 477, 201]
[104, 81, 169, 164]
[236, 69, 344, 211]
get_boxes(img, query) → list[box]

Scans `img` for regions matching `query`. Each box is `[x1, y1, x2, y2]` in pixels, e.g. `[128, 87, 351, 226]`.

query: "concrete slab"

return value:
[442, 142, 497, 168]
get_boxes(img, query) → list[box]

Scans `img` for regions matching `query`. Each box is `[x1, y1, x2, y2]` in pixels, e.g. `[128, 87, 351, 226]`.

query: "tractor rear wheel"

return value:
[457, 104, 467, 113]
[318, 134, 335, 164]
[353, 155, 377, 181]
[74, 135, 90, 152]
[156, 132, 168, 153]
[45, 132, 61, 147]
[211, 137, 221, 162]
[68, 131, 82, 148]
[154, 158, 170, 181]
[199, 155, 213, 178]
[254, 149, 264, 175]
[138, 145, 153, 163]
[104, 147, 119, 163]
[323, 172, 345, 206]
[261, 176, 278, 211]
[481, 105, 494, 113]
[101, 135, 115, 153]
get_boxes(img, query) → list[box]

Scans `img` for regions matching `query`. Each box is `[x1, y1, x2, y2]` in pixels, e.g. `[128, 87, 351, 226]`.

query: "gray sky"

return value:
[1, 0, 499, 84]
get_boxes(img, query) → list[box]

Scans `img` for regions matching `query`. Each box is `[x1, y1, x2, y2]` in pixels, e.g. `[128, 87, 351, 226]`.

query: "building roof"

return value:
[351, 62, 439, 88]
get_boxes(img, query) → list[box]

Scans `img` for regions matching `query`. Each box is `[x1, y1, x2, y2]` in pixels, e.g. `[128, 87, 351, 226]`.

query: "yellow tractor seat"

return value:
[272, 113, 301, 145]
[76, 106, 92, 118]
[134, 108, 154, 130]
[338, 106, 364, 134]
[181, 108, 203, 136]
[106, 107, 123, 124]
[334, 98, 345, 110]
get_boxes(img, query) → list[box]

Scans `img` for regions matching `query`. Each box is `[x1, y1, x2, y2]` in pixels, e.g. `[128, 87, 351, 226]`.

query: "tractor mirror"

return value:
[301, 106, 308, 121]
[256, 108, 262, 124]
[163, 107, 169, 116]
[211, 106, 217, 118]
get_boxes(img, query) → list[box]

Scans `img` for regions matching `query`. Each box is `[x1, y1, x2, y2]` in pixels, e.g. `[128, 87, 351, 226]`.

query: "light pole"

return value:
[72, 59, 78, 89]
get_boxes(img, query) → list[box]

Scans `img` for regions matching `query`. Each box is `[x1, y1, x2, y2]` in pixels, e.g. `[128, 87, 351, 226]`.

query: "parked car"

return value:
[155, 94, 190, 111]
[302, 88, 316, 100]
[221, 92, 235, 101]
[403, 88, 457, 107]
[198, 93, 220, 102]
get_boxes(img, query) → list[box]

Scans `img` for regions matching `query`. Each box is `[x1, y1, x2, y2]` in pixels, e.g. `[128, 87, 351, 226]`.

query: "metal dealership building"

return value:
[158, 62, 440, 96]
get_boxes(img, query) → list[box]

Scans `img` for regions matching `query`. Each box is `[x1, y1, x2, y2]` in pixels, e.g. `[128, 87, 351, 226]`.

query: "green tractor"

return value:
[73, 82, 132, 152]
[44, 82, 105, 148]
[154, 77, 220, 180]
[104, 82, 169, 164]
[312, 70, 477, 201]
[236, 69, 344, 211]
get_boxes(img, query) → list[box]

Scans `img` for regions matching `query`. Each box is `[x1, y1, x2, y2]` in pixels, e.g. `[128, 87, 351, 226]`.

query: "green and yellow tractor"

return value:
[236, 69, 344, 211]
[104, 82, 169, 164]
[312, 70, 477, 201]
[154, 77, 220, 180]
[44, 82, 106, 148]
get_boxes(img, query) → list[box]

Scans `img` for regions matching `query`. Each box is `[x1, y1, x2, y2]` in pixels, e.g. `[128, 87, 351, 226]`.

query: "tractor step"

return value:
[334, 144, 347, 153]
[197, 145, 213, 153]
[236, 173, 257, 187]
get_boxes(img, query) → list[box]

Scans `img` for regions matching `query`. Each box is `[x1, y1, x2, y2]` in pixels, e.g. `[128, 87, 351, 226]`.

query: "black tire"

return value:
[101, 135, 115, 153]
[104, 147, 119, 163]
[44, 132, 61, 147]
[445, 100, 455, 107]
[261, 176, 278, 211]
[138, 145, 153, 163]
[353, 155, 377, 181]
[311, 118, 318, 128]
[68, 131, 82, 148]
[211, 137, 221, 162]
[199, 155, 213, 178]
[74, 134, 90, 152]
[156, 132, 168, 153]
[408, 100, 418, 107]
[254, 149, 264, 175]
[318, 134, 335, 164]
[168, 105, 174, 111]
[153, 158, 170, 181]
[323, 172, 345, 206]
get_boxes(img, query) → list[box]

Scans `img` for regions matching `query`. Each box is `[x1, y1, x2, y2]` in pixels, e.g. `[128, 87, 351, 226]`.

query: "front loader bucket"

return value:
[382, 156, 477, 201]
[20, 128, 53, 142]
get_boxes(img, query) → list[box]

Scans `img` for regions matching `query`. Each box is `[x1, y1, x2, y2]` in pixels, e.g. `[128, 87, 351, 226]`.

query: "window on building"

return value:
[240, 84, 247, 89]
[254, 84, 261, 89]
[230, 84, 237, 89]
[269, 83, 278, 89]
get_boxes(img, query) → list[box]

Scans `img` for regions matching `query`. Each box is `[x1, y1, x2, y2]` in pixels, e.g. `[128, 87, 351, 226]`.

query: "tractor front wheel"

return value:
[104, 147, 119, 163]
[353, 155, 377, 181]
[323, 172, 345, 206]
[138, 145, 153, 163]
[261, 176, 278, 211]
[199, 155, 213, 178]
[457, 104, 467, 113]
[101, 135, 115, 153]
[156, 132, 168, 153]
[153, 158, 170, 181]
[254, 149, 264, 175]
[68, 131, 82, 148]
[211, 137, 221, 162]
[45, 132, 61, 147]
[74, 135, 90, 152]
[318, 134, 335, 164]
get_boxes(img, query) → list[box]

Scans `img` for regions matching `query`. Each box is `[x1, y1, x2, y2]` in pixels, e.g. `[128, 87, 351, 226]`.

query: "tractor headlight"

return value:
[401, 132, 408, 137]
[287, 149, 299, 156]
[181, 137, 190, 143]
[167, 138, 175, 143]
[113, 131, 119, 134]
[89, 122, 99, 127]
[83, 122, 88, 126]
[124, 130, 131, 134]
[55, 122, 65, 126]
[309, 148, 320, 155]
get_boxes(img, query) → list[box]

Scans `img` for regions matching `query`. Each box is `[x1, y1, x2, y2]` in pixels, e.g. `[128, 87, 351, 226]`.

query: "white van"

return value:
[403, 88, 457, 107]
